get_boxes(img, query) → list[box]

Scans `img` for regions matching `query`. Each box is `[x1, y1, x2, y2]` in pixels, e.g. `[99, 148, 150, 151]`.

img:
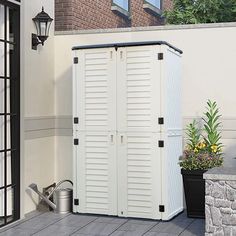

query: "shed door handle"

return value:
[121, 135, 124, 144]
[110, 134, 114, 144]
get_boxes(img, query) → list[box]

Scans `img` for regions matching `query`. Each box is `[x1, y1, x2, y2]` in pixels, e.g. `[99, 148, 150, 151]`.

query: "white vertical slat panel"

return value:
[161, 134, 183, 220]
[160, 46, 183, 220]
[72, 50, 79, 213]
[74, 47, 117, 215]
[77, 48, 117, 132]
[77, 131, 117, 215]
[117, 132, 162, 219]
[117, 46, 162, 133]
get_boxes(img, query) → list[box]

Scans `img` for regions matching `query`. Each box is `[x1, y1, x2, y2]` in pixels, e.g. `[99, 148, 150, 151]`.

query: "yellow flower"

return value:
[211, 145, 218, 153]
[198, 142, 206, 149]
[194, 148, 198, 153]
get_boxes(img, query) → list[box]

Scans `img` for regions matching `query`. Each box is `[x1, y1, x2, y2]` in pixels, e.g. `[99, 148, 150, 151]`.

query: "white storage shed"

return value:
[72, 41, 183, 220]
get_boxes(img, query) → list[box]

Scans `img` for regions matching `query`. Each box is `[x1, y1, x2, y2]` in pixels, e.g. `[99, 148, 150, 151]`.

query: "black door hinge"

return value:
[74, 199, 79, 206]
[74, 57, 78, 64]
[158, 53, 164, 60]
[158, 117, 164, 125]
[74, 139, 79, 145]
[158, 140, 164, 148]
[159, 205, 165, 212]
[158, 52, 164, 60]
[74, 117, 79, 124]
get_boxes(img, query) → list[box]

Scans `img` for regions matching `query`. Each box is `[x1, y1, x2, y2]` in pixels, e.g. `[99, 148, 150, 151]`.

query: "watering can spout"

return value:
[29, 183, 57, 210]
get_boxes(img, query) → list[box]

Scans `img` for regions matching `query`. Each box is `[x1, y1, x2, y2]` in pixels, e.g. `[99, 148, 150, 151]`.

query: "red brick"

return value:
[55, 0, 173, 31]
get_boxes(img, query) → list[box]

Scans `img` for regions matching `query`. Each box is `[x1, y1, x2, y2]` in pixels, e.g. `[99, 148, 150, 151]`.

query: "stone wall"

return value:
[205, 179, 236, 235]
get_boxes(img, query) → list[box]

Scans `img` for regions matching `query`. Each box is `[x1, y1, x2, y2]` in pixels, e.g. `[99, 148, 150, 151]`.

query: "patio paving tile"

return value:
[0, 227, 35, 236]
[55, 214, 97, 228]
[149, 214, 194, 234]
[143, 232, 178, 236]
[179, 219, 205, 236]
[94, 217, 128, 224]
[33, 224, 78, 236]
[14, 217, 57, 231]
[72, 222, 123, 235]
[111, 230, 153, 236]
[0, 210, 205, 236]
[127, 219, 157, 226]
[111, 221, 157, 236]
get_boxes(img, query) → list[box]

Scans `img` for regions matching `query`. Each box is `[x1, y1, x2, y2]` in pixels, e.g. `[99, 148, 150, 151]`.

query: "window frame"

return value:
[111, 0, 130, 19]
[0, 0, 20, 228]
[144, 0, 162, 10]
[143, 0, 162, 16]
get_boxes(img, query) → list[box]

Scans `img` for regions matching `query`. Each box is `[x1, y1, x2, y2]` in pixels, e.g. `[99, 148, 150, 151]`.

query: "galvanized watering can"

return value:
[29, 180, 73, 214]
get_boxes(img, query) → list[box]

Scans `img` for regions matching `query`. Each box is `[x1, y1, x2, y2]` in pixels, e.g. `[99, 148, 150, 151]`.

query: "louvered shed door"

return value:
[117, 132, 162, 219]
[75, 48, 116, 132]
[116, 46, 161, 133]
[116, 46, 162, 219]
[74, 48, 117, 215]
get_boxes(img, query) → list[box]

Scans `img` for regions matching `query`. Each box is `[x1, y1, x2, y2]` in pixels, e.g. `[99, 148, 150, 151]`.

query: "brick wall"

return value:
[55, 0, 172, 31]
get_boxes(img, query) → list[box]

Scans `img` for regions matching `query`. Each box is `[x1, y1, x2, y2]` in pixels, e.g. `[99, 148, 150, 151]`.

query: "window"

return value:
[145, 0, 161, 9]
[112, 0, 129, 11]
[143, 0, 162, 15]
[111, 0, 130, 18]
[0, 0, 20, 228]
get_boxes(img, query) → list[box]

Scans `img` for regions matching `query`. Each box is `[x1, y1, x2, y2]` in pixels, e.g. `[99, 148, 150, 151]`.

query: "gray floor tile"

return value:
[118, 222, 154, 232]
[33, 224, 78, 236]
[180, 219, 205, 236]
[95, 217, 128, 224]
[0, 227, 35, 236]
[144, 232, 178, 236]
[111, 230, 151, 236]
[0, 211, 205, 236]
[14, 213, 65, 232]
[55, 214, 97, 228]
[127, 219, 157, 226]
[74, 222, 121, 236]
[150, 216, 194, 234]
[25, 210, 44, 220]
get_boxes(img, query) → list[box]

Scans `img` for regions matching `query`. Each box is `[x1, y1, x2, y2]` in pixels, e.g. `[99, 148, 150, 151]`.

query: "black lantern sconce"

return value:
[32, 7, 53, 50]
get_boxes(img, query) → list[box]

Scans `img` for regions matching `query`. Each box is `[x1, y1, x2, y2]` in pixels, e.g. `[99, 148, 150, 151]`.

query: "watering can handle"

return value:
[47, 180, 73, 199]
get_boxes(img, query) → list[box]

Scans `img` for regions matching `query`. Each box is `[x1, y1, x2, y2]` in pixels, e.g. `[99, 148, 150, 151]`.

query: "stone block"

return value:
[212, 184, 225, 199]
[206, 206, 214, 233]
[220, 208, 232, 214]
[226, 188, 236, 201]
[232, 227, 236, 235]
[226, 181, 236, 189]
[219, 181, 225, 186]
[223, 226, 232, 236]
[222, 214, 236, 226]
[215, 199, 231, 208]
[214, 229, 224, 236]
[206, 180, 214, 195]
[211, 207, 222, 226]
[232, 202, 236, 210]
[206, 196, 214, 206]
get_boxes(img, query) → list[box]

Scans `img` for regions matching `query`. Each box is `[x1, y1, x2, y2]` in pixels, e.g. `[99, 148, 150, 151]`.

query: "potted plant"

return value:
[180, 100, 223, 218]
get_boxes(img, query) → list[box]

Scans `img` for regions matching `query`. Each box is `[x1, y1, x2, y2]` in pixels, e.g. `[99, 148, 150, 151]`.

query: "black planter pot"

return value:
[181, 169, 207, 218]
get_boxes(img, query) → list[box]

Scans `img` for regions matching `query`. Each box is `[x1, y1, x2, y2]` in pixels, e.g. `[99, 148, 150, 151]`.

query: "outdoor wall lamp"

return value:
[32, 7, 53, 50]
